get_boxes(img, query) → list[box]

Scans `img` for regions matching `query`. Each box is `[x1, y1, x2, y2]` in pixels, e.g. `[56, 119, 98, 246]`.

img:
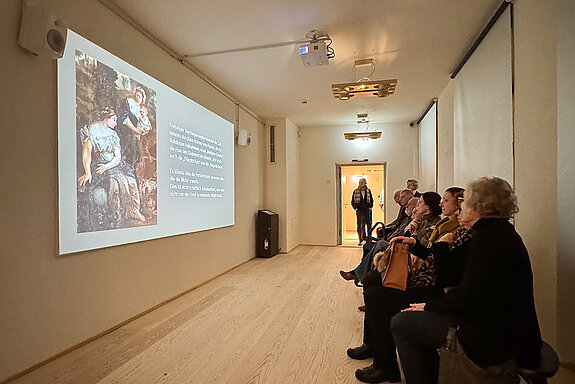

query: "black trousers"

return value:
[356, 208, 372, 242]
[390, 311, 460, 384]
[362, 272, 441, 374]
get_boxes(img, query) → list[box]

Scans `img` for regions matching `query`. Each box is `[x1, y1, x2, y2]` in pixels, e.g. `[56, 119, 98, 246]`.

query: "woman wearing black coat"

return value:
[391, 177, 542, 384]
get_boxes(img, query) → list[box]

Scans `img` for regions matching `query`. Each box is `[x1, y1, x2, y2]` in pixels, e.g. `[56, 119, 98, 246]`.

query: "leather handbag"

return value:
[372, 242, 410, 290]
[439, 328, 519, 384]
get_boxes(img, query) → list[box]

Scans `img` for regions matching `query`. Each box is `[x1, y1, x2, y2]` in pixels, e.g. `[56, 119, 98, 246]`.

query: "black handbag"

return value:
[439, 328, 519, 384]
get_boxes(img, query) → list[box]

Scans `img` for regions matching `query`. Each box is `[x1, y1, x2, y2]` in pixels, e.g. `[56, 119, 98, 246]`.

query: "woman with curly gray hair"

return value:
[390, 177, 542, 384]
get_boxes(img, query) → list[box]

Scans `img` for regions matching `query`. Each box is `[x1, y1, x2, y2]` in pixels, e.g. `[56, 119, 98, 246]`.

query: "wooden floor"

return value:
[8, 246, 575, 384]
[342, 230, 361, 246]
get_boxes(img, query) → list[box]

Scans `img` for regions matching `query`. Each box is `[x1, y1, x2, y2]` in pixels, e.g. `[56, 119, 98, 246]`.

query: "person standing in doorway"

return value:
[351, 178, 374, 245]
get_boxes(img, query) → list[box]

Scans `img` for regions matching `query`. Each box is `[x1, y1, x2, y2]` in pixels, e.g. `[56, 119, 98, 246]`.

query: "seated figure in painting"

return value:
[77, 107, 146, 231]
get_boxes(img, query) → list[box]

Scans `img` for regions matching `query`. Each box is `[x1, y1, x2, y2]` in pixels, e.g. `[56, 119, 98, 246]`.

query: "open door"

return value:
[337, 163, 385, 246]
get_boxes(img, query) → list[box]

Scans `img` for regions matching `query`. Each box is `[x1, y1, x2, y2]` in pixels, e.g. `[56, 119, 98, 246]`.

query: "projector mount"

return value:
[183, 29, 334, 60]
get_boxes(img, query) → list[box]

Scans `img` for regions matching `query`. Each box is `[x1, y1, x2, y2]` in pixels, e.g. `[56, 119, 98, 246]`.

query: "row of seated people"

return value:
[339, 177, 542, 384]
[341, 187, 453, 290]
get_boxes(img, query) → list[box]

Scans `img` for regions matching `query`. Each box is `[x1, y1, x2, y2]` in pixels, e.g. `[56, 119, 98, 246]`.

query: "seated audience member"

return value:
[385, 197, 419, 240]
[386, 189, 403, 222]
[339, 194, 419, 285]
[404, 192, 442, 247]
[348, 188, 472, 384]
[427, 187, 465, 245]
[407, 179, 422, 197]
[404, 188, 464, 281]
[391, 177, 542, 384]
[340, 192, 441, 286]
[384, 189, 413, 236]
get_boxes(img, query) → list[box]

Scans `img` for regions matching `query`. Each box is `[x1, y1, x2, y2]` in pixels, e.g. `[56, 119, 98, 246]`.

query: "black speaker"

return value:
[256, 209, 279, 258]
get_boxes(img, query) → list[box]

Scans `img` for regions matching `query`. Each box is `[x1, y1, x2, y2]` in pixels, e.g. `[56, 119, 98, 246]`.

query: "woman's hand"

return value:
[78, 173, 92, 186]
[401, 303, 426, 312]
[438, 232, 455, 243]
[390, 236, 416, 246]
[406, 220, 419, 234]
[95, 163, 108, 174]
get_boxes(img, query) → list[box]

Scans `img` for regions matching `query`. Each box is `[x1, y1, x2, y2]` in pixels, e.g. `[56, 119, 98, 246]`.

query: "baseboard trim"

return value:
[0, 258, 254, 384]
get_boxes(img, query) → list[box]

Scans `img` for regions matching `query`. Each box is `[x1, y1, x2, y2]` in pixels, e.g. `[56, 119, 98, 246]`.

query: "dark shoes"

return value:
[339, 270, 357, 281]
[347, 344, 372, 360]
[355, 363, 401, 383]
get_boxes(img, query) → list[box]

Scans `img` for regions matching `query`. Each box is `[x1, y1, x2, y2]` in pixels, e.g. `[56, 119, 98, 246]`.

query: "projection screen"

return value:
[453, 7, 513, 187]
[58, 31, 235, 254]
[419, 102, 437, 192]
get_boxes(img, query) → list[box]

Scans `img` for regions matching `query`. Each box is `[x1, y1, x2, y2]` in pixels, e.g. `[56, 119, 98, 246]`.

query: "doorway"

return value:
[337, 163, 386, 246]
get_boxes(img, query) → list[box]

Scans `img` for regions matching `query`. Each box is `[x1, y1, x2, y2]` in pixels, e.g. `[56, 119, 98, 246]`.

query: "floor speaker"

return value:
[256, 209, 279, 258]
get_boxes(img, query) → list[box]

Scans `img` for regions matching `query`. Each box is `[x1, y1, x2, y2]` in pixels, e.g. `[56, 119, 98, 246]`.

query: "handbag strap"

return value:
[381, 243, 395, 281]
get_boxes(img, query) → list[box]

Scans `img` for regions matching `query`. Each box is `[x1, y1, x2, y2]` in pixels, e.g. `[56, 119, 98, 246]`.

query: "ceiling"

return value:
[106, 0, 502, 127]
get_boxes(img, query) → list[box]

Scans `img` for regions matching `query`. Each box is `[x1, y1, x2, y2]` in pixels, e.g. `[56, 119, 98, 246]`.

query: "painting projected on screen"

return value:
[75, 50, 157, 233]
[59, 30, 235, 254]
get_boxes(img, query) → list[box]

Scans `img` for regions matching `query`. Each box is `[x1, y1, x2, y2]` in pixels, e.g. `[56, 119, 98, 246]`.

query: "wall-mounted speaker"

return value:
[17, 0, 67, 59]
[237, 129, 251, 146]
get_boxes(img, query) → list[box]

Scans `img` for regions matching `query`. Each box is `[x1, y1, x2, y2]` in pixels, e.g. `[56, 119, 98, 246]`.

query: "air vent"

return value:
[269, 125, 276, 163]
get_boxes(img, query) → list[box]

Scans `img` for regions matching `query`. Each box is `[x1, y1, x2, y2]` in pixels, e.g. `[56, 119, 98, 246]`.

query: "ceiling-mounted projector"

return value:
[298, 29, 334, 67]
[299, 41, 329, 67]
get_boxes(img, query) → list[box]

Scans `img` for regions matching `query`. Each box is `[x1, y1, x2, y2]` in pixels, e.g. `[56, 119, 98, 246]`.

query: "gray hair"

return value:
[465, 177, 519, 219]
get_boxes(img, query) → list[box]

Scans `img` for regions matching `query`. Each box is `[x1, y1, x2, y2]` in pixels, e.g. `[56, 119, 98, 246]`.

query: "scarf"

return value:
[352, 187, 373, 205]
[449, 226, 475, 251]
[427, 217, 461, 247]
[409, 226, 475, 289]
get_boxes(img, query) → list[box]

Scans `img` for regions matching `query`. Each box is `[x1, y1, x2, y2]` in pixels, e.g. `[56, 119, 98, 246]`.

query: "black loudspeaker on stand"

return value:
[256, 209, 279, 258]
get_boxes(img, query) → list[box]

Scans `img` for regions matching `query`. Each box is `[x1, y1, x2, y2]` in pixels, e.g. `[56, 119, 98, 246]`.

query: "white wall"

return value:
[264, 118, 300, 253]
[513, 0, 558, 347]
[285, 119, 300, 252]
[299, 123, 418, 245]
[0, 0, 264, 380]
[557, 0, 575, 363]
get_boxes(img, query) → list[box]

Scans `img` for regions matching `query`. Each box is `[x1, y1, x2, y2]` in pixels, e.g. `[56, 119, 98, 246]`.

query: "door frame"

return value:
[336, 162, 387, 245]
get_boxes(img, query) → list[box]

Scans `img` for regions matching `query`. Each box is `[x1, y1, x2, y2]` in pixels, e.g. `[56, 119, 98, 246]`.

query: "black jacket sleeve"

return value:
[432, 241, 470, 289]
[410, 241, 432, 260]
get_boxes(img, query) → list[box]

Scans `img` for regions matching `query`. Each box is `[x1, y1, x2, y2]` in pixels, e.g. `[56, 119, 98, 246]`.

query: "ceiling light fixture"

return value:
[356, 113, 370, 124]
[332, 59, 397, 101]
[344, 131, 382, 141]
[345, 113, 381, 140]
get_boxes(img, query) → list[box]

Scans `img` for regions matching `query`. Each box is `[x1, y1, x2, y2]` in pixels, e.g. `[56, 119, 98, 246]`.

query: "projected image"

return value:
[75, 50, 157, 233]
[59, 31, 234, 253]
